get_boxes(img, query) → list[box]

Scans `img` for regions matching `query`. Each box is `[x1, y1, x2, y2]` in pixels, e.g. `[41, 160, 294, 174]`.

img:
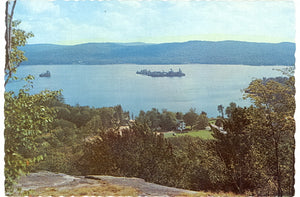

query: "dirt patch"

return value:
[86, 175, 198, 196]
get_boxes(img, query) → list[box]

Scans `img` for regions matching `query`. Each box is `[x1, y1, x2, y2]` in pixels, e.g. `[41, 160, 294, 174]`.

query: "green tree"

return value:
[96, 107, 115, 129]
[83, 115, 104, 135]
[4, 1, 61, 193]
[215, 118, 223, 127]
[195, 113, 209, 130]
[210, 72, 295, 195]
[225, 102, 237, 118]
[55, 106, 71, 119]
[175, 112, 183, 120]
[32, 116, 80, 175]
[217, 104, 224, 118]
[168, 136, 229, 191]
[146, 108, 161, 130]
[211, 107, 252, 193]
[183, 108, 198, 130]
[135, 108, 161, 130]
[244, 74, 295, 196]
[4, 86, 60, 193]
[78, 122, 175, 185]
[160, 110, 177, 131]
[5, 0, 34, 86]
[113, 105, 129, 126]
[136, 110, 147, 123]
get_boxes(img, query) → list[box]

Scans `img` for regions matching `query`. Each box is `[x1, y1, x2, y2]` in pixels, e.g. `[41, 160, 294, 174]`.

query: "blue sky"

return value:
[13, 0, 295, 45]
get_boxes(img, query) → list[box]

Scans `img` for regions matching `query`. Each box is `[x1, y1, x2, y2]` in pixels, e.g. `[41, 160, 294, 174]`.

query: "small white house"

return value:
[177, 120, 186, 132]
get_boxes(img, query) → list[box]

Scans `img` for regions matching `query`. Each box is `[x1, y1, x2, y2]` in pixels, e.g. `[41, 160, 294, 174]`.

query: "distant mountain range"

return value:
[20, 40, 295, 66]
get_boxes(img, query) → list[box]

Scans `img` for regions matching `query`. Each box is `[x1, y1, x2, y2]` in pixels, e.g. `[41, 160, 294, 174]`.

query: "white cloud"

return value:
[14, 0, 295, 44]
[19, 0, 60, 15]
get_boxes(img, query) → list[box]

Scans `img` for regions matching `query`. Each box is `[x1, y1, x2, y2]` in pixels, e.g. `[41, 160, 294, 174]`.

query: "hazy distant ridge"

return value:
[21, 40, 295, 66]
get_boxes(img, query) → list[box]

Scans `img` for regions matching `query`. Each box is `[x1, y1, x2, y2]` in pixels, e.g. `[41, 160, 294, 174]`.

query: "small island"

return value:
[136, 68, 185, 77]
[39, 70, 51, 77]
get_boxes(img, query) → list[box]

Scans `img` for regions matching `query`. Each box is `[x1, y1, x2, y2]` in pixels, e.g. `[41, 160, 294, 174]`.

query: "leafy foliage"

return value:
[217, 105, 224, 118]
[5, 20, 33, 86]
[225, 102, 237, 118]
[4, 85, 60, 193]
[77, 123, 176, 184]
[30, 102, 130, 175]
[160, 110, 178, 131]
[77, 123, 228, 190]
[5, 3, 56, 192]
[136, 108, 182, 131]
[244, 74, 295, 196]
[212, 107, 253, 193]
[211, 73, 295, 196]
[183, 108, 198, 130]
[194, 113, 209, 130]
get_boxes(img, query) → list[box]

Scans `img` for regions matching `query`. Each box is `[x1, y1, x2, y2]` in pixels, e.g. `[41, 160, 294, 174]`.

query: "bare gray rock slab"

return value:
[86, 175, 198, 196]
[16, 171, 198, 196]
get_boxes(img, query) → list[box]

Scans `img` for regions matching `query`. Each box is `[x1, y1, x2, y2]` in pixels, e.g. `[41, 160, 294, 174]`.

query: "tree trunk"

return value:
[5, 0, 17, 87]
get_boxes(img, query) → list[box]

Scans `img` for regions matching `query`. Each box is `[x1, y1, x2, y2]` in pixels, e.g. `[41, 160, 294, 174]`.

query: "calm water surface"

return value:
[6, 64, 287, 117]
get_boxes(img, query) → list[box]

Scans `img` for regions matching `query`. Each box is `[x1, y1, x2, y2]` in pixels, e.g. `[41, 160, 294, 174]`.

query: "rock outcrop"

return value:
[16, 171, 198, 196]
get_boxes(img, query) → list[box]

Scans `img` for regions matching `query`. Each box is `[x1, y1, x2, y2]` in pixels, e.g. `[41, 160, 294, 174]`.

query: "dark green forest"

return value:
[21, 41, 295, 66]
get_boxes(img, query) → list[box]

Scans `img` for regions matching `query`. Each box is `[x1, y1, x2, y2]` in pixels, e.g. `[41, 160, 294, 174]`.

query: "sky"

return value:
[11, 0, 296, 45]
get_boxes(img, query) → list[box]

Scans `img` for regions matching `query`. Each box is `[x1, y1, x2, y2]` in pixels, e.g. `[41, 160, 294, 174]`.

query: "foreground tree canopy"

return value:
[4, 0, 58, 194]
[5, 0, 33, 86]
[5, 86, 61, 191]
[212, 71, 295, 196]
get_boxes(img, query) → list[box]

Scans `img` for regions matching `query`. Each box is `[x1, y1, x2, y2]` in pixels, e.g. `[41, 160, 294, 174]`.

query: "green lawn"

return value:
[209, 119, 216, 124]
[164, 130, 214, 140]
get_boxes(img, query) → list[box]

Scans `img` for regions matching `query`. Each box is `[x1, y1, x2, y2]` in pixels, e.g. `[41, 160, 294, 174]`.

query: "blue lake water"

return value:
[5, 64, 287, 117]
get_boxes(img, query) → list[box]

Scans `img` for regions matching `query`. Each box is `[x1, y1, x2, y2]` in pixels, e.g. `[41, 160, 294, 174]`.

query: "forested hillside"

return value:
[21, 41, 295, 66]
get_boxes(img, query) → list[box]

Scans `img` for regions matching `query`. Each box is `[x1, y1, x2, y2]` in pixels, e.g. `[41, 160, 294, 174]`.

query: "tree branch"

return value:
[5, 0, 17, 87]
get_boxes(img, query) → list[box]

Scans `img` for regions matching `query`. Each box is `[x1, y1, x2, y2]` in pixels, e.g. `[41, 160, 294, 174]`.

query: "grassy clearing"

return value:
[177, 130, 214, 139]
[164, 132, 177, 138]
[164, 130, 214, 140]
[209, 119, 216, 124]
[22, 184, 139, 196]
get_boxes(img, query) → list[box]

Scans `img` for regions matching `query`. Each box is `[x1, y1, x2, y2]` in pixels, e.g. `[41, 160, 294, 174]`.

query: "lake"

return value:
[5, 64, 288, 117]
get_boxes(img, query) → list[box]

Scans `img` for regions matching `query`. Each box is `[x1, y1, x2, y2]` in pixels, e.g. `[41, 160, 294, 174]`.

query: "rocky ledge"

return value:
[16, 171, 198, 196]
